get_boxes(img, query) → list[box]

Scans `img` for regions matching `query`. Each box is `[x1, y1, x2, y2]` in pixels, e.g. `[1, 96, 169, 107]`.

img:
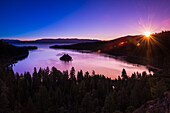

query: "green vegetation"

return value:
[0, 66, 169, 113]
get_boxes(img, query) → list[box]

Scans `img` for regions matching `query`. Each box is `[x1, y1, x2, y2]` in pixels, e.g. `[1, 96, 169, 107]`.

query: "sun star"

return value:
[144, 31, 151, 37]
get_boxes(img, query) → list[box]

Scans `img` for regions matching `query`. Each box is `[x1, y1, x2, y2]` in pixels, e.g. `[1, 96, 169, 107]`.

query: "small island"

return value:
[60, 54, 72, 61]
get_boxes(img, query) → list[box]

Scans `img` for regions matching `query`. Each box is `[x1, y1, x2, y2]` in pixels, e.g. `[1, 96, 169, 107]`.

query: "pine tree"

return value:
[0, 92, 9, 113]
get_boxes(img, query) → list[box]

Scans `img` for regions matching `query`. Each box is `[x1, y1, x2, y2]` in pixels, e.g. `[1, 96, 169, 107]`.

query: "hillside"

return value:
[0, 41, 29, 65]
[50, 35, 140, 53]
[133, 92, 170, 113]
[50, 31, 170, 69]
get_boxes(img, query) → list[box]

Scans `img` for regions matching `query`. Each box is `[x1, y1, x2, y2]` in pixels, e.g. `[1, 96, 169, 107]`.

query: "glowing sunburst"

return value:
[137, 31, 165, 59]
[144, 31, 151, 37]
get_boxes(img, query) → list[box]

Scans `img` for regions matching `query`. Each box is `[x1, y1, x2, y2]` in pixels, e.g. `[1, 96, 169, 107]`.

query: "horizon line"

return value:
[0, 30, 168, 41]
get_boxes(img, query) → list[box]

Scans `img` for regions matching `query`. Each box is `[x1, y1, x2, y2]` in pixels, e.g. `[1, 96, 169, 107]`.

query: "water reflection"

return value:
[13, 44, 151, 79]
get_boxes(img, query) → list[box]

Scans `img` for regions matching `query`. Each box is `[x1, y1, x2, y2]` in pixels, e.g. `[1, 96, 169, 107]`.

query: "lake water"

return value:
[13, 43, 151, 79]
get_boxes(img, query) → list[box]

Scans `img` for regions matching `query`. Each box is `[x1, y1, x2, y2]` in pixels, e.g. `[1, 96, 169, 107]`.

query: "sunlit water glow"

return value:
[13, 44, 151, 79]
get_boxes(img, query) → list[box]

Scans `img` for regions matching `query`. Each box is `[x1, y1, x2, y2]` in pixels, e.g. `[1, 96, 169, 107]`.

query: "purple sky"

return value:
[0, 0, 170, 40]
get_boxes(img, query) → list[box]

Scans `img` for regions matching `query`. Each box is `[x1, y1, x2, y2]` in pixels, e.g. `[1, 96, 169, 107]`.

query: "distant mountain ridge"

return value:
[50, 31, 170, 69]
[0, 38, 100, 44]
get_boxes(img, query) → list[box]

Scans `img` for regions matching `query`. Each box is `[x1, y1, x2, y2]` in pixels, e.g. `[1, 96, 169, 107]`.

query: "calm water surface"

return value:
[13, 43, 150, 79]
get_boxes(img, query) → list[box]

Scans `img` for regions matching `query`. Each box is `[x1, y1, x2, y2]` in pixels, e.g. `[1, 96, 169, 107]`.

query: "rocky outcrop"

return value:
[133, 92, 170, 113]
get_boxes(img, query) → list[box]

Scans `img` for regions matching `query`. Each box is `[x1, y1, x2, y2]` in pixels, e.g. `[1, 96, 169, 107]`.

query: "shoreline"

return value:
[50, 46, 161, 73]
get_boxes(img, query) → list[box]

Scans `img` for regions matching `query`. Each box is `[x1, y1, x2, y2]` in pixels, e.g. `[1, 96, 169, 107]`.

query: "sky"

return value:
[0, 0, 170, 40]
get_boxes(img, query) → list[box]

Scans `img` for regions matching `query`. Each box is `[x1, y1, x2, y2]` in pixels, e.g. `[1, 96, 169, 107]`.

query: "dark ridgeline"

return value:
[0, 31, 170, 113]
[0, 40, 38, 66]
[0, 66, 169, 113]
[0, 40, 29, 65]
[2, 38, 100, 44]
[50, 31, 170, 70]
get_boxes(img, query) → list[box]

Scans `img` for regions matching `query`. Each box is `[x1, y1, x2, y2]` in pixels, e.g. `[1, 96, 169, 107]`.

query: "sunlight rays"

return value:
[144, 31, 151, 37]
[136, 32, 166, 59]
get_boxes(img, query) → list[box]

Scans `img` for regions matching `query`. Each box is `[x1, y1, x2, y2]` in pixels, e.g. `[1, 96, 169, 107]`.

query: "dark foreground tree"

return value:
[0, 66, 169, 113]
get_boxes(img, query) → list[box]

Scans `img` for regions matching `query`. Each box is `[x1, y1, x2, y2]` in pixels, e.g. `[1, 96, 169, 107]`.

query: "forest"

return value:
[0, 31, 170, 113]
[1, 0, 170, 112]
[50, 31, 170, 69]
[0, 66, 169, 113]
[0, 40, 37, 66]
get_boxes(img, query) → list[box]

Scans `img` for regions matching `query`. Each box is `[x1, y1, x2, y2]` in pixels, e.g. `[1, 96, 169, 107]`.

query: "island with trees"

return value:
[60, 54, 72, 61]
[0, 38, 169, 112]
[0, 32, 169, 113]
[50, 31, 170, 70]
